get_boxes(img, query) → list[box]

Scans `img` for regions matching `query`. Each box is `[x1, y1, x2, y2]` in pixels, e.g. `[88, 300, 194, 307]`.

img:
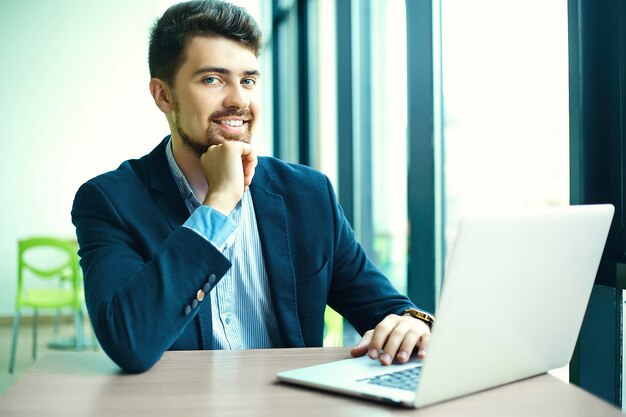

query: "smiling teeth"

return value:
[220, 120, 244, 127]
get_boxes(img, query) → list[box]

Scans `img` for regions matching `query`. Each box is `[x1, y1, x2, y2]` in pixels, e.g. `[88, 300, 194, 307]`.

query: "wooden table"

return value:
[0, 347, 621, 416]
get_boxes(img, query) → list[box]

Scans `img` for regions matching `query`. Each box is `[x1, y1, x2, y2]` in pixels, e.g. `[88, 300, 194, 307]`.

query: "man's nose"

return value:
[223, 84, 250, 109]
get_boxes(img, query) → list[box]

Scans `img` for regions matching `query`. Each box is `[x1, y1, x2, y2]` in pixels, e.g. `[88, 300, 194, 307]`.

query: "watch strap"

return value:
[402, 308, 435, 329]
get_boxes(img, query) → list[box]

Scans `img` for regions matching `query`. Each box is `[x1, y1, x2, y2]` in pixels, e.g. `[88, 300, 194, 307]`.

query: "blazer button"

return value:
[203, 282, 211, 293]
[184, 305, 192, 316]
[208, 274, 216, 284]
[191, 299, 199, 309]
[196, 289, 205, 302]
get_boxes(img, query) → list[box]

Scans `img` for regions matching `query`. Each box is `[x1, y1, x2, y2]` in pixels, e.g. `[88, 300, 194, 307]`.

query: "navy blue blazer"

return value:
[72, 137, 416, 373]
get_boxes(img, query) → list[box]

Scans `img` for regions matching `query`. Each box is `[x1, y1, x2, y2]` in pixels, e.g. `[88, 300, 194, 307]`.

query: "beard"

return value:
[173, 96, 254, 158]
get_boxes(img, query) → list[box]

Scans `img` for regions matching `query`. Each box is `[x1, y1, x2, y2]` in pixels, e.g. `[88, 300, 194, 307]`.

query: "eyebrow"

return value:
[192, 66, 261, 78]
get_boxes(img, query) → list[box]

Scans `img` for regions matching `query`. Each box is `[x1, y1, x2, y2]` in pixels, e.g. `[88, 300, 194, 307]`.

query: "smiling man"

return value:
[71, 0, 433, 374]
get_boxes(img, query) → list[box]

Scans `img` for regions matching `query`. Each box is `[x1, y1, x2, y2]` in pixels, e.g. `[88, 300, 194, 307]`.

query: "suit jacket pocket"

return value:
[296, 259, 329, 342]
[298, 259, 329, 283]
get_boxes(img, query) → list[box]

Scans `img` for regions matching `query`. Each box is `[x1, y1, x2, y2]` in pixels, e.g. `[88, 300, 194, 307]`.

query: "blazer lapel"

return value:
[145, 138, 191, 230]
[251, 160, 305, 347]
[144, 137, 210, 349]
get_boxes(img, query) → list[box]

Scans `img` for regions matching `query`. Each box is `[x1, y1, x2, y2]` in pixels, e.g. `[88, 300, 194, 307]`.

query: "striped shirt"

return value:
[165, 137, 282, 349]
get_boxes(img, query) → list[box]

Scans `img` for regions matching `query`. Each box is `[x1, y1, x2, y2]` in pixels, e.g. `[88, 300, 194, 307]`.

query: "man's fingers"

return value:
[381, 322, 420, 364]
[396, 328, 422, 363]
[350, 330, 373, 358]
[417, 332, 430, 358]
[219, 140, 257, 161]
[242, 155, 257, 188]
[353, 315, 431, 365]
[201, 142, 257, 213]
[238, 142, 257, 188]
[236, 142, 257, 165]
[368, 315, 401, 363]
[237, 141, 254, 154]
[363, 315, 431, 365]
[243, 166, 255, 188]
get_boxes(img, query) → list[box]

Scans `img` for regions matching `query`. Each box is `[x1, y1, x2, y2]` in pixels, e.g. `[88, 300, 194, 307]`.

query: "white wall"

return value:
[0, 0, 270, 317]
[0, 0, 172, 316]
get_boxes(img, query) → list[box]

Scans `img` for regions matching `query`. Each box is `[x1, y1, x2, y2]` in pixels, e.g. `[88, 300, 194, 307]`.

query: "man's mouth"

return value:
[213, 118, 250, 134]
[217, 119, 245, 127]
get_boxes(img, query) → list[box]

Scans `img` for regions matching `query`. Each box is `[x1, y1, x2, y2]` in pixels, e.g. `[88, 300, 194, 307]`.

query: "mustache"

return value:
[210, 108, 252, 120]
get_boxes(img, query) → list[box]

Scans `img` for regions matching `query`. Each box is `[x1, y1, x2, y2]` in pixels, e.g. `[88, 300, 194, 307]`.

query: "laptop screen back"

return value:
[414, 205, 614, 407]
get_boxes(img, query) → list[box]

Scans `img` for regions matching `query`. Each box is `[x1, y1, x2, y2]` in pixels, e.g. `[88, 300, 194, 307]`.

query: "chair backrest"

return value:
[17, 237, 81, 308]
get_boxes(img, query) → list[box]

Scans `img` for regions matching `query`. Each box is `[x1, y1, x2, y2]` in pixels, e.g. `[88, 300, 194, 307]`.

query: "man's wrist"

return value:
[203, 191, 238, 215]
[402, 308, 435, 329]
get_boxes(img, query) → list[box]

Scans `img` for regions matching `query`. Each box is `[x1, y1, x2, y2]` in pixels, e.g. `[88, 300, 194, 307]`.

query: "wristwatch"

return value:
[402, 308, 435, 329]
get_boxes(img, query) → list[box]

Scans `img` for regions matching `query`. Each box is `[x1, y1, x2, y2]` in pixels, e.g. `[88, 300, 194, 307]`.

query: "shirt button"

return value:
[196, 289, 205, 302]
[184, 305, 192, 316]
[208, 274, 216, 284]
[191, 299, 199, 309]
[225, 317, 231, 325]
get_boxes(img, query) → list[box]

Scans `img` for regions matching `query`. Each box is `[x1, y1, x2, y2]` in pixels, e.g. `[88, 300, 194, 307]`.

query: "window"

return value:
[441, 0, 570, 258]
[370, 0, 409, 294]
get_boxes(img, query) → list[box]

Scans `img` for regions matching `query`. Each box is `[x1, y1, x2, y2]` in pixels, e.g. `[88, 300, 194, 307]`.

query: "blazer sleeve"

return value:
[72, 180, 231, 373]
[324, 176, 417, 334]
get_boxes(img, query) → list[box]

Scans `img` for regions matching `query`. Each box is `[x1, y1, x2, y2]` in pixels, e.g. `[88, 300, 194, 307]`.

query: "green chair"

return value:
[8, 237, 85, 373]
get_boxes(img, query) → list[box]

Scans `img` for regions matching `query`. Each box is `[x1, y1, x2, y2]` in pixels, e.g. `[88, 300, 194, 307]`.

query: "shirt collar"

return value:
[165, 136, 201, 209]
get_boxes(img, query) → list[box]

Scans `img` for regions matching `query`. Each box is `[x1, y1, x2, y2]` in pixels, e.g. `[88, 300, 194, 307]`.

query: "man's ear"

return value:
[149, 78, 173, 113]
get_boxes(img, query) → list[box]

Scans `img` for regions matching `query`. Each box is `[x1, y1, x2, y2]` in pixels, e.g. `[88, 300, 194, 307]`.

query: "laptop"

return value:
[276, 204, 614, 408]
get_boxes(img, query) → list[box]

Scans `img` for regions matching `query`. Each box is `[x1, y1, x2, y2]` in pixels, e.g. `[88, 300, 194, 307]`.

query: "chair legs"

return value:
[9, 309, 93, 373]
[74, 309, 85, 352]
[9, 311, 21, 374]
[32, 309, 38, 360]
[53, 308, 62, 336]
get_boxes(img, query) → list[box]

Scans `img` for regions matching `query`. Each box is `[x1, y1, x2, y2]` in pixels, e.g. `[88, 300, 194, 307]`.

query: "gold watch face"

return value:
[414, 311, 431, 322]
[405, 309, 434, 325]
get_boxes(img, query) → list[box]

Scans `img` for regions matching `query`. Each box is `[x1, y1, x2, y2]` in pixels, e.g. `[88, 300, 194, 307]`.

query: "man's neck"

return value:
[171, 137, 209, 203]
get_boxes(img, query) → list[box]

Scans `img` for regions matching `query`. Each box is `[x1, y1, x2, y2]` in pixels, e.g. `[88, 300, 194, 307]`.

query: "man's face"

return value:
[169, 36, 260, 157]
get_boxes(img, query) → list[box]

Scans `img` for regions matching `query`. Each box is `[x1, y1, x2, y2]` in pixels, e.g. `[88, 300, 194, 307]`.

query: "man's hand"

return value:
[350, 314, 431, 365]
[201, 141, 258, 215]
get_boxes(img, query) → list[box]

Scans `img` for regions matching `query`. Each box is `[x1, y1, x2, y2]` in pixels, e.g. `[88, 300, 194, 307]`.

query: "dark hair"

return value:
[148, 0, 262, 86]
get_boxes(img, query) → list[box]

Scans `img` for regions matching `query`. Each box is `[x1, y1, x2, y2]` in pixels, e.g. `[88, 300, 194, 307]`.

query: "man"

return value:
[72, 0, 433, 374]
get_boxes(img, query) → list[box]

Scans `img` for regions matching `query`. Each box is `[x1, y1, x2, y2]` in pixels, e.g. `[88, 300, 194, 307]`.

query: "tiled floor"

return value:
[0, 314, 99, 395]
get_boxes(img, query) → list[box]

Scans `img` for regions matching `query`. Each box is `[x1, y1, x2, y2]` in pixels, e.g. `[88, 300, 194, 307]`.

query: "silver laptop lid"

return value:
[415, 204, 614, 407]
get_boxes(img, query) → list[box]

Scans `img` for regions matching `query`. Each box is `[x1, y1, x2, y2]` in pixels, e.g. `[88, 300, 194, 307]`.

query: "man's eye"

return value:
[242, 78, 256, 86]
[203, 77, 219, 85]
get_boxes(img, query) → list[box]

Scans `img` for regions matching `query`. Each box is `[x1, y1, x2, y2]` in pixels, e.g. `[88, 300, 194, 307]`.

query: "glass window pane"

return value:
[371, 0, 408, 294]
[314, 0, 338, 186]
[441, 0, 570, 253]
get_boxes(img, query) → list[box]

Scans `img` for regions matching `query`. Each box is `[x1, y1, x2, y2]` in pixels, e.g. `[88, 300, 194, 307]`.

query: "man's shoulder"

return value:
[80, 138, 167, 191]
[82, 159, 129, 187]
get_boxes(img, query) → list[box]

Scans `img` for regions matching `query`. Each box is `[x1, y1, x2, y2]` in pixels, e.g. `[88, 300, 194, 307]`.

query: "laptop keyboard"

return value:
[358, 365, 421, 391]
